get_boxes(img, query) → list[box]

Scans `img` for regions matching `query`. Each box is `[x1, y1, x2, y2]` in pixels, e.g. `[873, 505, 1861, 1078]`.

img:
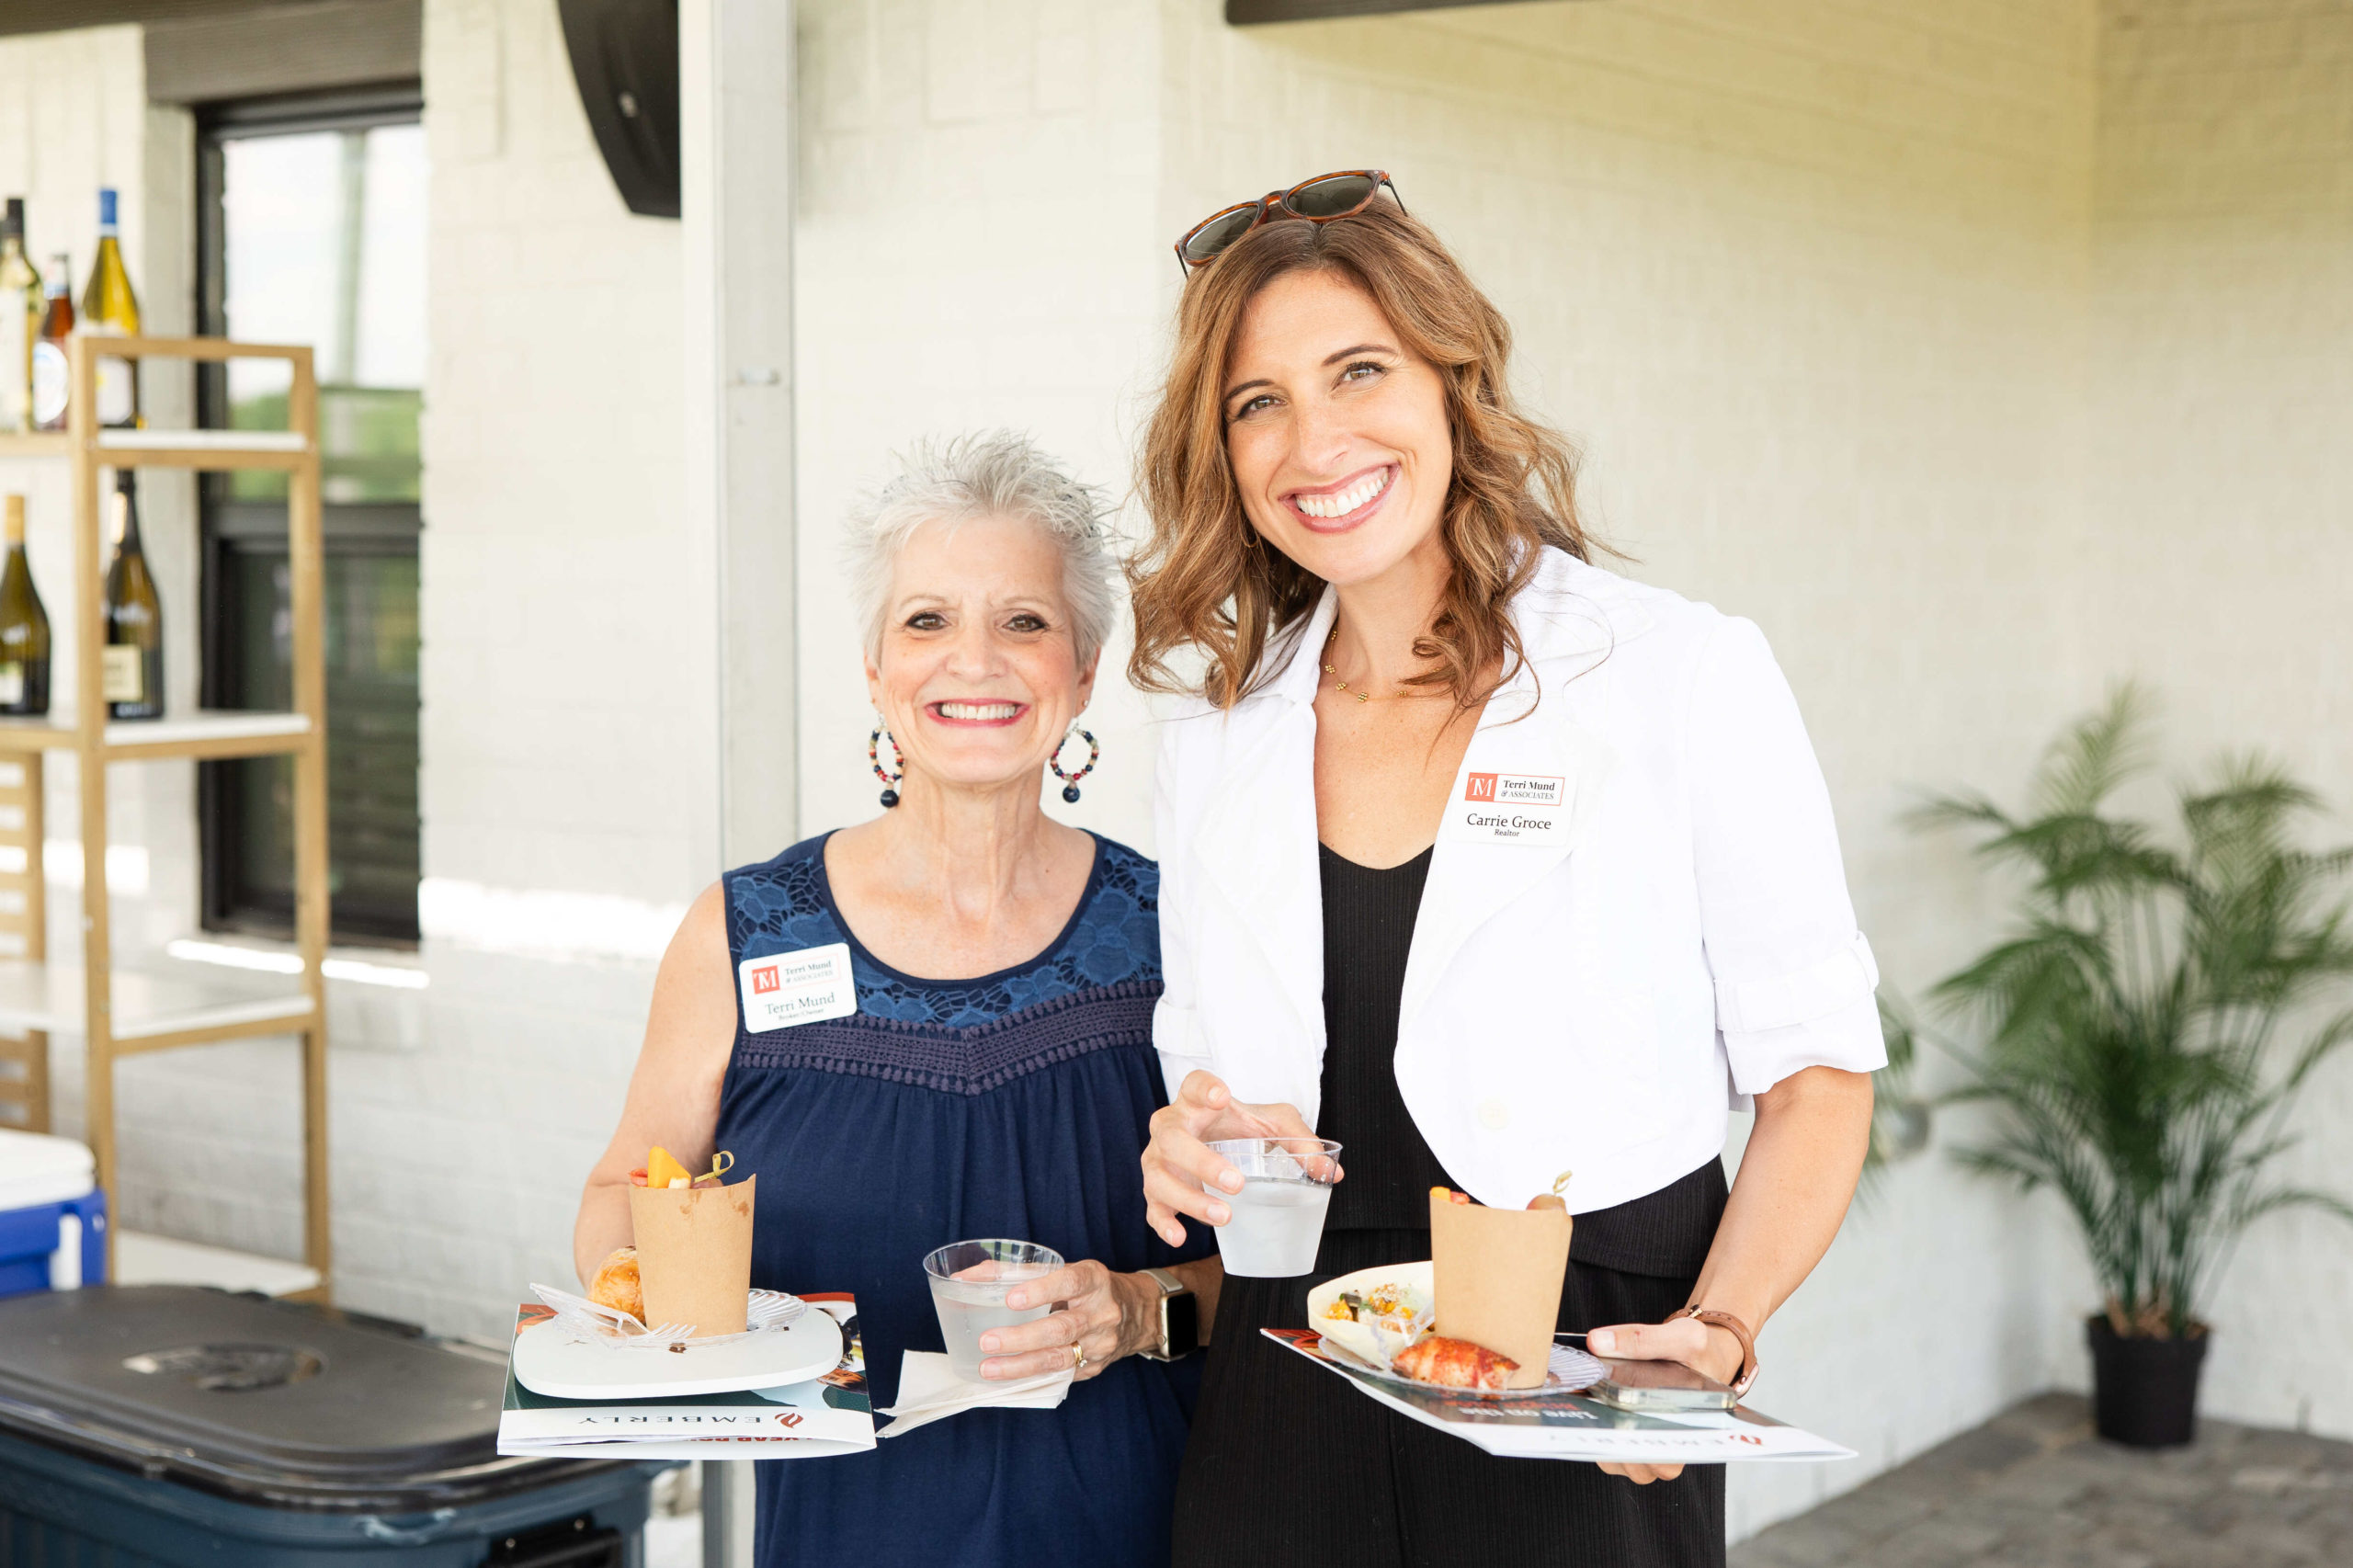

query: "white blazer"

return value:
[1151, 548, 1886, 1214]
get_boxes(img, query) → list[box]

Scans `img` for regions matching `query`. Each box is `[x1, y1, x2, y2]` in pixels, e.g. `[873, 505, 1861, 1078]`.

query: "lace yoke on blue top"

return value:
[726, 835, 1160, 1087]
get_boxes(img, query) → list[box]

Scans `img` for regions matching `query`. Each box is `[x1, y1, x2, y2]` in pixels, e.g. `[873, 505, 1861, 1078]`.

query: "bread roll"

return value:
[588, 1245, 644, 1323]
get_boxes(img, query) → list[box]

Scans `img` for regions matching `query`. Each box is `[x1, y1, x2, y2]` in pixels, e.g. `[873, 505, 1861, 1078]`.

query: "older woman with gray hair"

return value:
[576, 431, 1219, 1568]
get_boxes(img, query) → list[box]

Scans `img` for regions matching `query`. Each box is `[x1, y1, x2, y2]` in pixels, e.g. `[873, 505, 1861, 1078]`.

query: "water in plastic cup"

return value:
[1207, 1138, 1341, 1278]
[922, 1238, 1064, 1382]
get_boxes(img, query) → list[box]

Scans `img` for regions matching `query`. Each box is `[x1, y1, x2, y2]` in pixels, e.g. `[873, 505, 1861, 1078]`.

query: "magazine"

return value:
[1263, 1329, 1854, 1464]
[498, 1293, 875, 1460]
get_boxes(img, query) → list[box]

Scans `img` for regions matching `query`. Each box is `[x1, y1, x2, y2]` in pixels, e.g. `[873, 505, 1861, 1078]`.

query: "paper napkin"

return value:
[874, 1350, 1073, 1438]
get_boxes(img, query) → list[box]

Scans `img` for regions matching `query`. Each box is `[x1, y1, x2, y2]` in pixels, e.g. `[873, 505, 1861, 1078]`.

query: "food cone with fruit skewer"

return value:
[613, 1148, 756, 1336]
[1426, 1176, 1573, 1390]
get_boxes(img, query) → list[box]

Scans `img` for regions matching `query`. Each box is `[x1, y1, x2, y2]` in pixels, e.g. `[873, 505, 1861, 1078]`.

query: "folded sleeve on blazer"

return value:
[1686, 615, 1888, 1096]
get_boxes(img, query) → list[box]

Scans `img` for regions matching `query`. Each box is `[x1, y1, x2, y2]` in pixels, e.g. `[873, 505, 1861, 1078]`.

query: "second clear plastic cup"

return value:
[1207, 1137, 1342, 1278]
[923, 1238, 1065, 1382]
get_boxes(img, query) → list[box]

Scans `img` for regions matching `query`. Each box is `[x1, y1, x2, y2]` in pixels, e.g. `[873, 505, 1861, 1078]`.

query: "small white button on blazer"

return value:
[1151, 548, 1887, 1215]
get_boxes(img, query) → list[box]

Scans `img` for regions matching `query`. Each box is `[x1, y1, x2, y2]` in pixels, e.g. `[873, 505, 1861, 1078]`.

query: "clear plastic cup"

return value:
[922, 1238, 1065, 1382]
[1207, 1137, 1342, 1278]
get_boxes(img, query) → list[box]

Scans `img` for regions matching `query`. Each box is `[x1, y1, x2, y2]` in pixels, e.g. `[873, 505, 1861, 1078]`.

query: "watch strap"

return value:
[1139, 1267, 1194, 1361]
[1678, 1305, 1758, 1396]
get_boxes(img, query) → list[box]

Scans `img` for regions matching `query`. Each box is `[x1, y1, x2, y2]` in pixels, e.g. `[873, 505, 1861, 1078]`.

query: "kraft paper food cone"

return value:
[629, 1174, 756, 1336]
[1430, 1191, 1572, 1389]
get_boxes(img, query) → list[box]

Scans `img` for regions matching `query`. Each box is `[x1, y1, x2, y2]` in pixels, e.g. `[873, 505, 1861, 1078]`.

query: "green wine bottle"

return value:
[0, 494, 50, 716]
[102, 470, 162, 721]
[80, 188, 141, 429]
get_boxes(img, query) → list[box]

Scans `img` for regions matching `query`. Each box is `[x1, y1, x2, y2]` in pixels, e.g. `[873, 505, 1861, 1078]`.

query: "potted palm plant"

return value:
[1892, 688, 2353, 1447]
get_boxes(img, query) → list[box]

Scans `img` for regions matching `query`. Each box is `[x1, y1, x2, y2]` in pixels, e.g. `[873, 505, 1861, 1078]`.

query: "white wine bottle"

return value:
[103, 470, 162, 721]
[0, 495, 50, 716]
[30, 254, 70, 433]
[0, 201, 39, 433]
[80, 189, 141, 429]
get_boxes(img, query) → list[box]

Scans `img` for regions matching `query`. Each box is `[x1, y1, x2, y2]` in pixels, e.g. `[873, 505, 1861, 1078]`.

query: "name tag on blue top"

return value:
[737, 942, 858, 1032]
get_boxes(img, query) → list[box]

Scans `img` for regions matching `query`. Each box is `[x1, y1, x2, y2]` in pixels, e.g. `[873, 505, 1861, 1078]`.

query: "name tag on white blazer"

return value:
[1441, 770, 1574, 846]
[737, 943, 858, 1031]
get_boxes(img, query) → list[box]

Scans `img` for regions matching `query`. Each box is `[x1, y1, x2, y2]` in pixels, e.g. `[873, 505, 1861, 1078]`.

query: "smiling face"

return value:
[1222, 268, 1454, 588]
[866, 512, 1097, 798]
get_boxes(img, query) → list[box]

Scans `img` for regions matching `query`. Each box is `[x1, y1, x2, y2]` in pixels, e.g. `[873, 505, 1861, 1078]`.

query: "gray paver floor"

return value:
[1732, 1393, 2353, 1568]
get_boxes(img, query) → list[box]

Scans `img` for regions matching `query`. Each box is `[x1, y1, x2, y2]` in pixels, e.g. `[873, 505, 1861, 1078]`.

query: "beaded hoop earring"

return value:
[1050, 726, 1099, 804]
[870, 720, 904, 808]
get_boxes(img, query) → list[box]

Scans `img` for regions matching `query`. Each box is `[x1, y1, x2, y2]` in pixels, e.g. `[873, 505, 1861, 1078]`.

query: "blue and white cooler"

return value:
[0, 1129, 107, 1299]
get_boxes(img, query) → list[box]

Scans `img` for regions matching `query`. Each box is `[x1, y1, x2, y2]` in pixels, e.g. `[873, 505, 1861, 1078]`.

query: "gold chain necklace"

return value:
[1322, 624, 1401, 704]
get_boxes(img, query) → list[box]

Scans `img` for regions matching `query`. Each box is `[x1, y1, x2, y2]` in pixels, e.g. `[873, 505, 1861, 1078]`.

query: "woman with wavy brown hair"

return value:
[1131, 174, 1883, 1564]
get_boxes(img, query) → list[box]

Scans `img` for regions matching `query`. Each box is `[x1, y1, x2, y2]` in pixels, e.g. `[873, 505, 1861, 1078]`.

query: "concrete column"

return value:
[682, 0, 799, 874]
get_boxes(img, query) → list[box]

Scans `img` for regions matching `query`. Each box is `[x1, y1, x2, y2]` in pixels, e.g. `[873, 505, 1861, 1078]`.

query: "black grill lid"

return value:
[0, 1285, 602, 1509]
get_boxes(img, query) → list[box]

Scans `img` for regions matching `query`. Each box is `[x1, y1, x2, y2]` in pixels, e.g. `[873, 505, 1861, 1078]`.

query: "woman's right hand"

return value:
[1142, 1071, 1337, 1246]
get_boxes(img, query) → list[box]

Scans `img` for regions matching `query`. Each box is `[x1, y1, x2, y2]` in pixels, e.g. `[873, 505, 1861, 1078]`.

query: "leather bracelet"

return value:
[1678, 1305, 1758, 1397]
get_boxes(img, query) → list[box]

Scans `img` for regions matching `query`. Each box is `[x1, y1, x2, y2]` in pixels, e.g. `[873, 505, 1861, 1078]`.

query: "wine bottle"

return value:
[102, 470, 162, 721]
[0, 201, 39, 434]
[80, 189, 141, 429]
[0, 495, 50, 716]
[30, 254, 70, 434]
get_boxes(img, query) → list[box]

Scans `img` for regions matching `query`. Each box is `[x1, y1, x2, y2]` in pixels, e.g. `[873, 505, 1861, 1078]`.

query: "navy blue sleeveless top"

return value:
[716, 831, 1211, 1568]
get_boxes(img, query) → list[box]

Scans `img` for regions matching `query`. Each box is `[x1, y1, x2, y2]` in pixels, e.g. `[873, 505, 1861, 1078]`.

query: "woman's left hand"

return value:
[975, 1261, 1157, 1382]
[1585, 1315, 1748, 1484]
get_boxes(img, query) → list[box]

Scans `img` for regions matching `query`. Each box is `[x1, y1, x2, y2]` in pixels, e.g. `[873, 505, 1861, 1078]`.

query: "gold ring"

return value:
[1071, 1343, 1087, 1372]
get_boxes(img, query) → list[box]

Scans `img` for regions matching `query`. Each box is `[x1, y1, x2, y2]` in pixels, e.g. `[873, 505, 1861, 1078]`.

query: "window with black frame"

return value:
[198, 88, 424, 945]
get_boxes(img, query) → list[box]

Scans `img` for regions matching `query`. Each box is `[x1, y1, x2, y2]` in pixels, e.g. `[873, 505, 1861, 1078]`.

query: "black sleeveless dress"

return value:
[1171, 845, 1729, 1567]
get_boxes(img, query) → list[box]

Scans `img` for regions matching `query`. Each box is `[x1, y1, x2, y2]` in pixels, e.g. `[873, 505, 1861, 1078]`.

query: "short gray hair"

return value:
[847, 431, 1120, 666]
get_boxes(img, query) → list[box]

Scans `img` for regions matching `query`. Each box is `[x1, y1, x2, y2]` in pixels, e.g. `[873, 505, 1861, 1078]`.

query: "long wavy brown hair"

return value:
[1128, 201, 1591, 709]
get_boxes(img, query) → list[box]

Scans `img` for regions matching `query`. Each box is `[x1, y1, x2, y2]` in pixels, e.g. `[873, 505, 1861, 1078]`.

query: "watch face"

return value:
[1164, 1290, 1200, 1358]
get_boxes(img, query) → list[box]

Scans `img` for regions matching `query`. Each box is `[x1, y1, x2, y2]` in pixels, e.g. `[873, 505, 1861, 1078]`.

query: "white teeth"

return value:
[1295, 470, 1388, 520]
[938, 701, 1019, 720]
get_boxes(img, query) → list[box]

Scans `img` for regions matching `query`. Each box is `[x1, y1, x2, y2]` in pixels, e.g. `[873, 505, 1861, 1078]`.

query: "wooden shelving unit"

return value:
[0, 335, 328, 1295]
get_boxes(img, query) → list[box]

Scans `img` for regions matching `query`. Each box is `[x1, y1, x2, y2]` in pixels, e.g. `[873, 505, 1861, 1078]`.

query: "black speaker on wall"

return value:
[558, 0, 680, 219]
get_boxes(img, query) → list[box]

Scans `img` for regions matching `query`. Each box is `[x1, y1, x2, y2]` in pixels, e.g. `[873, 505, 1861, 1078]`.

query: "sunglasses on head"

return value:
[1174, 169, 1405, 275]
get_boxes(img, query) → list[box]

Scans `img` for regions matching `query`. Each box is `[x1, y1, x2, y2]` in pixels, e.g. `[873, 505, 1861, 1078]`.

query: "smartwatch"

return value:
[1136, 1267, 1199, 1361]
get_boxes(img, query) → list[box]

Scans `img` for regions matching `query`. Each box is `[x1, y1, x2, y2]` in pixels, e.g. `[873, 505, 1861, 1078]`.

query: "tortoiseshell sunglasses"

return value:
[1173, 169, 1405, 275]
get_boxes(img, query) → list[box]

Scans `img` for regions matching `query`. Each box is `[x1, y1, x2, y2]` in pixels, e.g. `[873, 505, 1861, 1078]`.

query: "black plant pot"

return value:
[2086, 1315, 2208, 1448]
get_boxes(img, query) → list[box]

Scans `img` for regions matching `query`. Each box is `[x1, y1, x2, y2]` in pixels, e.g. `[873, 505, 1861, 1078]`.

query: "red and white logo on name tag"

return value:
[737, 942, 857, 1032]
[1445, 769, 1573, 846]
[1481, 773, 1564, 806]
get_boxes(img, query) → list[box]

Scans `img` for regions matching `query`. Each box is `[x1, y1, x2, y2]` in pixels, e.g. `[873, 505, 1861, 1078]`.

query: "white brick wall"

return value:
[2089, 0, 2353, 1438]
[793, 0, 1169, 850]
[423, 0, 700, 911]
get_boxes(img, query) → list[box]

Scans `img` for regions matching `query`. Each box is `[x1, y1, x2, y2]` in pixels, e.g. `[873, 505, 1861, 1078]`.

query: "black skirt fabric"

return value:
[1173, 1177, 1729, 1568]
[1171, 846, 1730, 1566]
